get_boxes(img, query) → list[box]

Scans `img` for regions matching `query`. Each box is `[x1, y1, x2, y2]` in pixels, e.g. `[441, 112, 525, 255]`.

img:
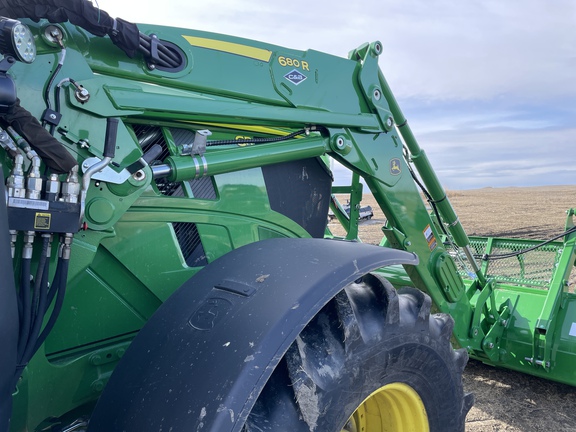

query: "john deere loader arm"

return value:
[2, 1, 575, 431]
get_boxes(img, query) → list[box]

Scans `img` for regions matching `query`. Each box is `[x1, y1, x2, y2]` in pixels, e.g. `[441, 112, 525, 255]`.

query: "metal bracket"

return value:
[481, 304, 511, 362]
[191, 129, 212, 156]
[353, 41, 394, 133]
[530, 209, 576, 371]
[469, 279, 505, 355]
[81, 157, 130, 184]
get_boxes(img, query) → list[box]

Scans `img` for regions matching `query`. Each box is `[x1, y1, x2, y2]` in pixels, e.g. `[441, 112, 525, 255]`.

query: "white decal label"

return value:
[9, 197, 49, 210]
[570, 322, 576, 337]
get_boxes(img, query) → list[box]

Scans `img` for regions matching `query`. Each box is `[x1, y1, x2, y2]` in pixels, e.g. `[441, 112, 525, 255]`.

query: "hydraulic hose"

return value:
[31, 258, 50, 330]
[13, 235, 71, 384]
[54, 78, 77, 120]
[477, 225, 576, 261]
[45, 256, 62, 312]
[33, 257, 69, 354]
[42, 63, 62, 116]
[20, 257, 50, 367]
[16, 235, 49, 370]
[27, 236, 49, 332]
[42, 48, 66, 134]
[138, 33, 181, 69]
[16, 257, 31, 361]
[207, 128, 310, 147]
[2, 100, 78, 174]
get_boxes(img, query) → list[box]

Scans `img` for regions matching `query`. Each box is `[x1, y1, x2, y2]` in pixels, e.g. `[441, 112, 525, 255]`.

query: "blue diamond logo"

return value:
[284, 69, 307, 85]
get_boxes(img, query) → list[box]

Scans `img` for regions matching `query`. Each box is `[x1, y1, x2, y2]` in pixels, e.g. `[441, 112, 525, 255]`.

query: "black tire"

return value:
[243, 273, 473, 431]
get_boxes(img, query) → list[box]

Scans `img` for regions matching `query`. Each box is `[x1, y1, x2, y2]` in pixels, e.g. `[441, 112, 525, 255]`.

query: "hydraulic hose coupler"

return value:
[7, 153, 25, 198]
[61, 166, 80, 204]
[42, 233, 53, 258]
[10, 230, 17, 259]
[25, 157, 43, 200]
[22, 231, 34, 259]
[0, 128, 19, 157]
[61, 233, 73, 260]
[45, 173, 61, 202]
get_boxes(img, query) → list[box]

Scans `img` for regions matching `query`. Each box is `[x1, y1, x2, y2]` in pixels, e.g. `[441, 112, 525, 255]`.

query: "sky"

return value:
[94, 0, 576, 190]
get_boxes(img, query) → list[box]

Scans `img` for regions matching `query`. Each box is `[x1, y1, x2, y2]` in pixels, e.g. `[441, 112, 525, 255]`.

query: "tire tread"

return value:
[244, 274, 471, 432]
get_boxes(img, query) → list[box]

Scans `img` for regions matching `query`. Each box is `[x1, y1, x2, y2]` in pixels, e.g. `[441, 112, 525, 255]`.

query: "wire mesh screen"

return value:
[454, 237, 568, 289]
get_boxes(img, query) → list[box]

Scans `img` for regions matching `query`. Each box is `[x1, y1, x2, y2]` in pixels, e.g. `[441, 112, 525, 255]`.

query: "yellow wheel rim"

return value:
[341, 382, 429, 432]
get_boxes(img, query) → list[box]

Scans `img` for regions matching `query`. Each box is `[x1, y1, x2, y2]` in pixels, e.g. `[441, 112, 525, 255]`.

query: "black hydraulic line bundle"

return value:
[0, 0, 182, 69]
[0, 0, 139, 57]
[13, 234, 71, 386]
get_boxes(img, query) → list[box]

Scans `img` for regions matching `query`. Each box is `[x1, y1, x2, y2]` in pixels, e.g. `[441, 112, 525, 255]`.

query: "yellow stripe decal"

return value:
[187, 122, 290, 136]
[182, 36, 272, 62]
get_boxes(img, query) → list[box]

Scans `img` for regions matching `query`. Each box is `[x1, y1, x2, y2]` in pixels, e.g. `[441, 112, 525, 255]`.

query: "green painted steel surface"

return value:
[2, 16, 576, 431]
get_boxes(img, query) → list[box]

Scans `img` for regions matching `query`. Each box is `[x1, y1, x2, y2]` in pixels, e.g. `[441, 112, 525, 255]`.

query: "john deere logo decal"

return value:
[390, 158, 401, 175]
[284, 69, 307, 85]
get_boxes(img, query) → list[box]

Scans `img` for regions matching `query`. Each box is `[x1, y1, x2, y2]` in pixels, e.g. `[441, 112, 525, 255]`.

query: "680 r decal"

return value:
[278, 56, 310, 71]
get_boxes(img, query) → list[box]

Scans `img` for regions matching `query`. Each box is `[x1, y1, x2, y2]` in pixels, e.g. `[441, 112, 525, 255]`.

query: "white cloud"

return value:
[377, 0, 576, 102]
[420, 126, 576, 189]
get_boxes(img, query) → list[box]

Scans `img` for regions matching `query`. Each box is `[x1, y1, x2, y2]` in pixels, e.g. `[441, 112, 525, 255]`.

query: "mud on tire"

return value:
[243, 273, 473, 431]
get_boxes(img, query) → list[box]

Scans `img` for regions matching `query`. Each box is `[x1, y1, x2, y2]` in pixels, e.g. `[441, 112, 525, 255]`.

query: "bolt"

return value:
[373, 89, 382, 101]
[336, 137, 346, 149]
[47, 26, 64, 47]
[91, 381, 104, 392]
[75, 86, 90, 103]
[501, 319, 508, 327]
[374, 42, 382, 55]
[49, 113, 57, 120]
[488, 342, 494, 349]
[133, 170, 146, 181]
[386, 117, 394, 128]
[473, 329, 479, 336]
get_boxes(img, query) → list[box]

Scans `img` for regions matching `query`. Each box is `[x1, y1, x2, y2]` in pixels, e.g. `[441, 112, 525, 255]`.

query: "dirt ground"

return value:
[329, 186, 576, 431]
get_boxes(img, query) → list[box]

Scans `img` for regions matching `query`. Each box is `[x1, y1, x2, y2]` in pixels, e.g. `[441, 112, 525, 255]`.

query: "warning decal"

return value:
[34, 212, 51, 230]
[423, 224, 437, 251]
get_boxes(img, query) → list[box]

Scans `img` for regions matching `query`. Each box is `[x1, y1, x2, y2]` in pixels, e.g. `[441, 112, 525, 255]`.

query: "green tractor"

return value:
[1, 1, 574, 431]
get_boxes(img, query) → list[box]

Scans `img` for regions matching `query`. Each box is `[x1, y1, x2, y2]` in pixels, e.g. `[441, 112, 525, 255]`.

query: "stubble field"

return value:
[329, 186, 576, 431]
